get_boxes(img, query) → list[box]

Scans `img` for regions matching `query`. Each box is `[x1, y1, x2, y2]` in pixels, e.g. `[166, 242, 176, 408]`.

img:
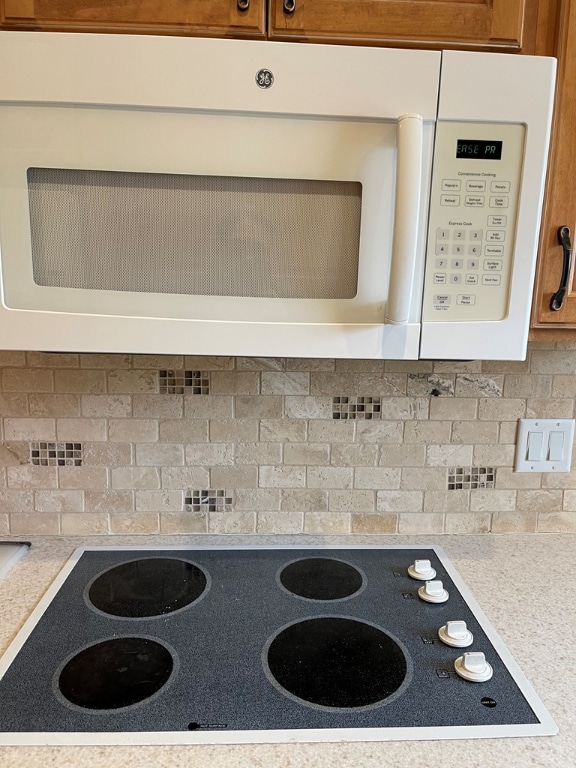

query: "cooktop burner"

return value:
[0, 545, 557, 745]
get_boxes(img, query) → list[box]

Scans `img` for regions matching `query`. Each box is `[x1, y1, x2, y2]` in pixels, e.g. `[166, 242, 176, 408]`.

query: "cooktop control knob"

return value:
[454, 652, 493, 683]
[438, 620, 473, 647]
[407, 559, 436, 580]
[417, 580, 449, 603]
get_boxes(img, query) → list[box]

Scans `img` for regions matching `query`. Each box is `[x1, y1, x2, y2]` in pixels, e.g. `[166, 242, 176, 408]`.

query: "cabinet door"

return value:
[0, 0, 266, 38]
[532, 0, 576, 334]
[269, 0, 527, 50]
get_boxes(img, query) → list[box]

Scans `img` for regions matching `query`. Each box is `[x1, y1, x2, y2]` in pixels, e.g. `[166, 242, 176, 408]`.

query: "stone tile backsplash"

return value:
[1, 344, 575, 536]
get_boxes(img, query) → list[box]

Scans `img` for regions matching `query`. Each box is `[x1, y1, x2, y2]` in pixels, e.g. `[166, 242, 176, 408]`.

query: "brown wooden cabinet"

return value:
[269, 0, 531, 51]
[0, 0, 267, 39]
[531, 0, 576, 338]
[1, 0, 542, 52]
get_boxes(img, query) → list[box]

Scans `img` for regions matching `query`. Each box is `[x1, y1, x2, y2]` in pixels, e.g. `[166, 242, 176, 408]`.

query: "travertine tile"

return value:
[381, 445, 426, 466]
[455, 375, 503, 398]
[209, 420, 259, 442]
[59, 467, 108, 489]
[159, 512, 208, 534]
[0, 351, 26, 366]
[85, 489, 133, 514]
[531, 349, 576, 374]
[111, 467, 160, 490]
[108, 370, 158, 393]
[491, 510, 538, 533]
[552, 375, 576, 397]
[210, 372, 259, 395]
[132, 394, 183, 419]
[400, 467, 446, 491]
[332, 444, 378, 467]
[0, 490, 34, 514]
[377, 490, 423, 512]
[478, 398, 526, 421]
[495, 467, 541, 489]
[357, 373, 407, 397]
[354, 467, 400, 490]
[526, 398, 575, 418]
[159, 420, 208, 443]
[235, 488, 280, 511]
[160, 466, 209, 489]
[237, 357, 285, 371]
[452, 421, 499, 445]
[385, 360, 434, 373]
[309, 372, 356, 395]
[27, 352, 79, 368]
[0, 393, 29, 417]
[398, 513, 445, 534]
[336, 360, 385, 372]
[61, 512, 110, 535]
[433, 360, 482, 373]
[2, 369, 53, 393]
[55, 370, 106, 393]
[470, 489, 516, 512]
[260, 419, 308, 443]
[284, 396, 332, 419]
[304, 511, 350, 534]
[81, 394, 132, 418]
[403, 421, 452, 444]
[110, 512, 160, 534]
[307, 420, 355, 443]
[281, 488, 328, 512]
[136, 443, 185, 466]
[284, 443, 330, 466]
[430, 398, 477, 420]
[445, 513, 491, 534]
[80, 353, 131, 369]
[257, 511, 304, 534]
[29, 394, 80, 418]
[287, 358, 334, 371]
[184, 396, 233, 419]
[355, 421, 402, 443]
[537, 510, 576, 532]
[208, 511, 256, 533]
[351, 513, 398, 533]
[426, 444, 473, 466]
[328, 490, 376, 512]
[109, 419, 158, 443]
[10, 512, 60, 535]
[4, 418, 55, 441]
[503, 375, 552, 398]
[211, 465, 258, 488]
[0, 443, 29, 466]
[7, 465, 58, 489]
[184, 356, 234, 370]
[499, 422, 519, 443]
[516, 489, 562, 512]
[135, 490, 184, 512]
[407, 374, 454, 397]
[379, 397, 429, 420]
[83, 443, 132, 467]
[261, 372, 310, 395]
[235, 443, 282, 465]
[308, 466, 353, 489]
[185, 443, 234, 466]
[259, 465, 306, 488]
[56, 418, 106, 441]
[0, 513, 8, 534]
[234, 396, 283, 419]
[35, 490, 84, 513]
[423, 490, 469, 513]
[132, 355, 184, 369]
[473, 444, 515, 466]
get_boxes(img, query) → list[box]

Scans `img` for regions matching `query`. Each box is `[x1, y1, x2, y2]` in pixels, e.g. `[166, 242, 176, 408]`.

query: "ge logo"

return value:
[255, 69, 274, 89]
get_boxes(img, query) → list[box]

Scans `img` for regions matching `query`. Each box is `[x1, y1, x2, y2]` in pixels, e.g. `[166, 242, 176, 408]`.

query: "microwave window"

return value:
[27, 168, 361, 300]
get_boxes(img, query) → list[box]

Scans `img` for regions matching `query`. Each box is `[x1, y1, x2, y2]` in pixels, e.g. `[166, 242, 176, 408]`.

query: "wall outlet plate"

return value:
[514, 418, 575, 472]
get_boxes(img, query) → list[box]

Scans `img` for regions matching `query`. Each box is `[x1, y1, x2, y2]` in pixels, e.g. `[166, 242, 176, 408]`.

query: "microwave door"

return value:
[0, 34, 441, 359]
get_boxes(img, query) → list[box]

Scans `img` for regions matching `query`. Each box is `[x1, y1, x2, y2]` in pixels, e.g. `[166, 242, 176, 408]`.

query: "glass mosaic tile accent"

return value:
[185, 489, 233, 513]
[30, 442, 83, 467]
[332, 396, 382, 420]
[159, 370, 210, 395]
[447, 466, 495, 490]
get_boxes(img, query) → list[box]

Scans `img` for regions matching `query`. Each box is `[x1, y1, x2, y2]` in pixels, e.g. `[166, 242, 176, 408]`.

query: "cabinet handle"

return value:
[237, 0, 250, 10]
[550, 226, 573, 311]
[283, 0, 296, 13]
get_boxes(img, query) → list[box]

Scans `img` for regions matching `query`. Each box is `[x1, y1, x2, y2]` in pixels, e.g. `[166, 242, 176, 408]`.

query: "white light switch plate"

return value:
[515, 418, 575, 472]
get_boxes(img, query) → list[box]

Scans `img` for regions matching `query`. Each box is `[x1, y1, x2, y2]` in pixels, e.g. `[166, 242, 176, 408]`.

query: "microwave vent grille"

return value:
[27, 168, 361, 301]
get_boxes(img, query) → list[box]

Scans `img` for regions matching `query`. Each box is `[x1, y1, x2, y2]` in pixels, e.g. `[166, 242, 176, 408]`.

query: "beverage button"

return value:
[466, 181, 486, 192]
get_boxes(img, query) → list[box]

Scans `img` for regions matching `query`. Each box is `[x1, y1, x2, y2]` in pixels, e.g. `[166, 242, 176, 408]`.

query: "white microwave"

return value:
[0, 33, 555, 360]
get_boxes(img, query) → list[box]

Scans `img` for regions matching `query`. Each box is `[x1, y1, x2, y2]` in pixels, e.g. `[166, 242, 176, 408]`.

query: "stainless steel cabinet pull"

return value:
[550, 226, 572, 311]
[283, 0, 296, 13]
[237, 0, 250, 10]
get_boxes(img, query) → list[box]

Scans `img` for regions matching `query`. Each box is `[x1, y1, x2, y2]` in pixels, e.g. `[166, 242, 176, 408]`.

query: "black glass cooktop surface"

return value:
[0, 546, 557, 744]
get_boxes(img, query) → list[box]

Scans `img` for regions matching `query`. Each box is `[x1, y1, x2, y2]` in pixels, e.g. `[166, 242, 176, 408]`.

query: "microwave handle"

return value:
[385, 113, 423, 325]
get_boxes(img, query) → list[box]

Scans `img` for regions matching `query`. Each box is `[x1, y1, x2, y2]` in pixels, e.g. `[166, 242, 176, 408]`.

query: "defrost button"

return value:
[454, 652, 493, 682]
[438, 620, 473, 647]
[418, 580, 449, 603]
[407, 559, 436, 580]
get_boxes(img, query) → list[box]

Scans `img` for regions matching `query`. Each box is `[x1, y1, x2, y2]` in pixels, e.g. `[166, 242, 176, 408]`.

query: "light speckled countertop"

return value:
[0, 533, 572, 768]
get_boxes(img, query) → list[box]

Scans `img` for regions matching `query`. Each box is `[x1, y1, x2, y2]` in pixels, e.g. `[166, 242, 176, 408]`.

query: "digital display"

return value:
[456, 140, 503, 160]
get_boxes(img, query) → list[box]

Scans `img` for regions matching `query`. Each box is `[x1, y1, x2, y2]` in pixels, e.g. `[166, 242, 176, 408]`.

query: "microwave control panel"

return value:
[422, 121, 525, 323]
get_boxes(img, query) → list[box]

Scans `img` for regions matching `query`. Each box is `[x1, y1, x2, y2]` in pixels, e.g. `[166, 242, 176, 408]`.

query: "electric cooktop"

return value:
[0, 545, 557, 745]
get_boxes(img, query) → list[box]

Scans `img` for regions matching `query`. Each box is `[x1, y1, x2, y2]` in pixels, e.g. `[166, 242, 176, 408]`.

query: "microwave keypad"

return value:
[422, 122, 525, 323]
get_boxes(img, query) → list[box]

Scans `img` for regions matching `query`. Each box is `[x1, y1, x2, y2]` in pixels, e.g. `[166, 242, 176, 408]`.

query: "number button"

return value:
[450, 274, 462, 284]
[453, 230, 466, 240]
[436, 243, 449, 255]
[452, 244, 464, 256]
[469, 230, 483, 241]
[468, 245, 481, 256]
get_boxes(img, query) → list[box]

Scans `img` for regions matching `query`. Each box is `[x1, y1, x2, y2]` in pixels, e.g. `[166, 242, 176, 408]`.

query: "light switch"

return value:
[527, 431, 543, 461]
[548, 431, 565, 462]
[515, 419, 575, 472]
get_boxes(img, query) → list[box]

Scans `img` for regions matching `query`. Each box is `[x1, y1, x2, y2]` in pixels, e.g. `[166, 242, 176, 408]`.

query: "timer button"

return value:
[407, 559, 436, 580]
[418, 580, 449, 603]
[454, 652, 493, 683]
[438, 620, 473, 647]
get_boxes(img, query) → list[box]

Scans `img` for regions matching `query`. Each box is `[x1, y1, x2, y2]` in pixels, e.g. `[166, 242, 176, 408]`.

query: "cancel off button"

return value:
[434, 294, 452, 307]
[457, 294, 476, 306]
